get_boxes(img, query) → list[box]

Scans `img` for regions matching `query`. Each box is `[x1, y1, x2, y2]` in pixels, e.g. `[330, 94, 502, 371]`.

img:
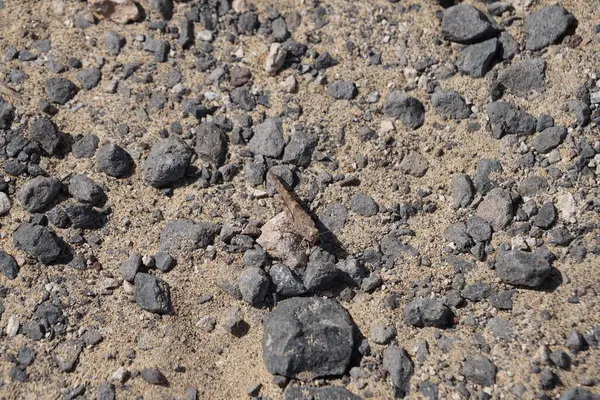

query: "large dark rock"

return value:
[134, 273, 171, 314]
[262, 297, 357, 380]
[495, 249, 552, 288]
[13, 223, 62, 264]
[441, 4, 500, 44]
[143, 138, 194, 187]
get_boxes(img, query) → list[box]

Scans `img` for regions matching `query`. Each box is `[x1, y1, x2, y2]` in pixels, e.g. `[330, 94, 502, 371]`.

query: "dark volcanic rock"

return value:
[13, 223, 62, 263]
[17, 177, 61, 212]
[262, 297, 356, 380]
[284, 387, 362, 400]
[196, 122, 228, 166]
[525, 5, 576, 51]
[441, 5, 500, 44]
[134, 273, 171, 314]
[45, 77, 78, 104]
[96, 144, 134, 178]
[159, 219, 220, 253]
[383, 91, 425, 130]
[496, 249, 552, 288]
[403, 298, 453, 328]
[497, 59, 546, 97]
[143, 138, 194, 187]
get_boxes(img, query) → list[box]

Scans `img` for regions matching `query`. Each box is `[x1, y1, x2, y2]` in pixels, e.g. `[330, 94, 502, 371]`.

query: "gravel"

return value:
[328, 80, 358, 100]
[29, 117, 62, 155]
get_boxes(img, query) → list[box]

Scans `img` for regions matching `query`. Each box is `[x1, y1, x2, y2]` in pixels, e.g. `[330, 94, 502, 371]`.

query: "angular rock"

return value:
[284, 387, 362, 400]
[0, 251, 19, 279]
[119, 252, 141, 282]
[45, 77, 78, 104]
[457, 38, 498, 78]
[498, 31, 519, 60]
[487, 101, 537, 138]
[89, 0, 140, 24]
[18, 177, 61, 212]
[525, 5, 576, 51]
[462, 356, 496, 386]
[0, 96, 15, 130]
[328, 80, 358, 100]
[383, 91, 425, 130]
[282, 130, 317, 168]
[140, 368, 169, 386]
[533, 126, 567, 154]
[143, 138, 193, 187]
[68, 174, 106, 205]
[497, 59, 546, 97]
[238, 267, 270, 306]
[159, 219, 220, 253]
[262, 297, 356, 380]
[96, 143, 134, 178]
[350, 193, 378, 217]
[29, 117, 62, 155]
[496, 249, 552, 287]
[76, 68, 102, 90]
[441, 4, 500, 44]
[265, 42, 287, 75]
[147, 0, 173, 20]
[268, 263, 307, 296]
[466, 216, 492, 242]
[134, 273, 171, 314]
[64, 203, 105, 229]
[452, 174, 474, 209]
[248, 118, 285, 158]
[105, 31, 125, 55]
[196, 122, 227, 167]
[52, 341, 82, 372]
[403, 298, 453, 328]
[319, 202, 348, 233]
[400, 151, 429, 177]
[517, 175, 548, 197]
[431, 90, 471, 120]
[383, 346, 414, 396]
[72, 134, 99, 158]
[476, 188, 513, 231]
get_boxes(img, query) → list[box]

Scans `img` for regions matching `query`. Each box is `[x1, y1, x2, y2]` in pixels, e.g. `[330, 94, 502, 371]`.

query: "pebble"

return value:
[384, 90, 425, 130]
[143, 138, 193, 187]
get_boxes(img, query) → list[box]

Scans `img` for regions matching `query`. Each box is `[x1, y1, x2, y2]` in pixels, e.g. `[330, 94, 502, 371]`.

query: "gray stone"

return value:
[517, 175, 548, 197]
[550, 350, 571, 370]
[462, 356, 496, 386]
[72, 134, 99, 158]
[52, 341, 82, 372]
[370, 324, 397, 344]
[29, 117, 62, 155]
[328, 80, 358, 100]
[105, 32, 125, 55]
[400, 151, 429, 177]
[196, 121, 228, 167]
[120, 252, 141, 282]
[487, 101, 537, 138]
[565, 330, 586, 352]
[17, 177, 61, 212]
[403, 298, 453, 328]
[384, 91, 425, 130]
[262, 297, 356, 380]
[487, 317, 516, 340]
[244, 161, 266, 186]
[230, 86, 256, 111]
[134, 273, 171, 314]
[525, 5, 576, 51]
[248, 118, 285, 158]
[282, 130, 317, 167]
[63, 203, 105, 229]
[268, 263, 307, 296]
[466, 216, 492, 242]
[498, 31, 519, 60]
[97, 383, 116, 400]
[0, 96, 15, 130]
[243, 248, 267, 269]
[76, 68, 101, 90]
[96, 144, 134, 178]
[452, 174, 474, 209]
[457, 38, 498, 78]
[284, 387, 362, 400]
[566, 100, 591, 127]
[159, 219, 220, 253]
[431, 90, 471, 120]
[383, 346, 414, 396]
[496, 249, 552, 287]
[147, 0, 173, 20]
[559, 388, 597, 400]
[154, 252, 176, 272]
[143, 138, 193, 187]
[68, 174, 106, 205]
[303, 249, 341, 291]
[238, 267, 270, 306]
[45, 77, 78, 104]
[144, 39, 170, 62]
[476, 188, 513, 231]
[537, 114, 554, 132]
[446, 222, 472, 252]
[497, 59, 546, 97]
[140, 368, 169, 386]
[461, 282, 492, 301]
[319, 202, 348, 232]
[271, 17, 289, 42]
[0, 251, 19, 279]
[489, 290, 514, 310]
[441, 4, 500, 44]
[350, 193, 378, 217]
[533, 202, 556, 229]
[533, 126, 567, 154]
